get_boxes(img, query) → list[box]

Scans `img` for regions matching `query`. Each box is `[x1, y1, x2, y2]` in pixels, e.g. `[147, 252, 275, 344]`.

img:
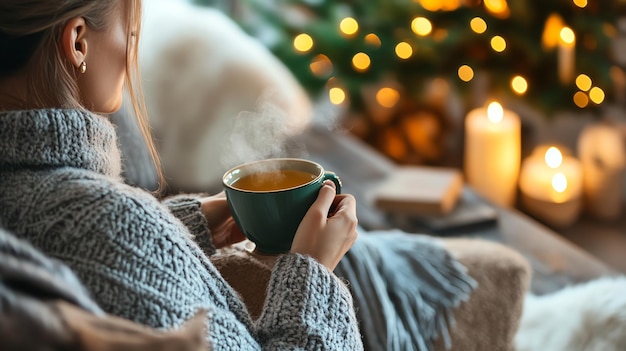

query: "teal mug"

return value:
[223, 158, 341, 254]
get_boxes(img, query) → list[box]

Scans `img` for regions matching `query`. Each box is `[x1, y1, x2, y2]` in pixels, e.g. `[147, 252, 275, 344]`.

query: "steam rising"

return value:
[221, 92, 308, 172]
[220, 91, 347, 174]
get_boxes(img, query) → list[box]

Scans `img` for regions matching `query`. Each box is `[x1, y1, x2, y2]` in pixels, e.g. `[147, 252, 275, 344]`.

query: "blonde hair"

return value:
[0, 0, 165, 193]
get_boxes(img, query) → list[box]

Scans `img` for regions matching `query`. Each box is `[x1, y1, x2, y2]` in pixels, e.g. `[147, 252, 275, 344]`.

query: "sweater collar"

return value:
[0, 109, 121, 178]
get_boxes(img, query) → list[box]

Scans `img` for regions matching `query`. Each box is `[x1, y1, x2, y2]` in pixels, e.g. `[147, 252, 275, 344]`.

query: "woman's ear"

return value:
[61, 17, 89, 70]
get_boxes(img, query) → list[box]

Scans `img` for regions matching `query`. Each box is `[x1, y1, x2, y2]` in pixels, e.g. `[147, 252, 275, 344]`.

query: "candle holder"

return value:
[520, 193, 582, 228]
[519, 145, 583, 228]
[578, 123, 626, 221]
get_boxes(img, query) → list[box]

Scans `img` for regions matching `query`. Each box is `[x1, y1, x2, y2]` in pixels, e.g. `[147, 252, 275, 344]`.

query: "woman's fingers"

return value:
[309, 180, 337, 215]
[291, 184, 358, 271]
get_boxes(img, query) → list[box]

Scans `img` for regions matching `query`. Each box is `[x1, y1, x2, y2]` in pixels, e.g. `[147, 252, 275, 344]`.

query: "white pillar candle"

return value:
[578, 124, 626, 220]
[519, 146, 583, 227]
[465, 101, 521, 207]
[558, 26, 576, 85]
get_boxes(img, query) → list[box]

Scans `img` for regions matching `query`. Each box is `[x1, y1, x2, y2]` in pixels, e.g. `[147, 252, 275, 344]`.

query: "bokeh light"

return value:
[484, 0, 510, 17]
[458, 65, 474, 82]
[589, 87, 605, 104]
[511, 76, 528, 95]
[411, 17, 433, 36]
[395, 42, 414, 59]
[293, 33, 314, 53]
[575, 74, 592, 91]
[365, 33, 382, 47]
[340, 17, 359, 36]
[329, 87, 346, 105]
[491, 35, 506, 52]
[352, 52, 371, 71]
[470, 17, 487, 34]
[376, 88, 401, 108]
[573, 91, 589, 108]
[309, 54, 333, 78]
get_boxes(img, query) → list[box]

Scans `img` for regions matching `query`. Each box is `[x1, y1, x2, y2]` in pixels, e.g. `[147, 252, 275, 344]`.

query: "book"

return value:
[373, 166, 463, 216]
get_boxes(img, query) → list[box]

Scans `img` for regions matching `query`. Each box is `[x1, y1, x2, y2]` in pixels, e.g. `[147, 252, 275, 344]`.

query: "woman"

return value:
[0, 1, 362, 349]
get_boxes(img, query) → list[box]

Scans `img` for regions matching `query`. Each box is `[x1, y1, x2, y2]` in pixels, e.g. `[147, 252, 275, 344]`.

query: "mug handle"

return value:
[323, 171, 342, 194]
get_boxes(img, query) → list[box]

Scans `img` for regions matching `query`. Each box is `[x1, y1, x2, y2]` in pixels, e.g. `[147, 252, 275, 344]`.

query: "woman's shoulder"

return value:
[18, 167, 154, 203]
[1, 167, 173, 236]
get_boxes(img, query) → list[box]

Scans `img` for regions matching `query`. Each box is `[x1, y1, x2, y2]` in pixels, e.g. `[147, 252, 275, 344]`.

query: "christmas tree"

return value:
[195, 0, 620, 163]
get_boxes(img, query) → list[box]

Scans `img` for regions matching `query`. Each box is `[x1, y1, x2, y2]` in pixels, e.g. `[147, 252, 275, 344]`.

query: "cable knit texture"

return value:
[161, 195, 216, 257]
[0, 109, 363, 350]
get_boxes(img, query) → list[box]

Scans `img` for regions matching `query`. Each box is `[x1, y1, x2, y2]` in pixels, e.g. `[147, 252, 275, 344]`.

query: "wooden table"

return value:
[301, 125, 616, 295]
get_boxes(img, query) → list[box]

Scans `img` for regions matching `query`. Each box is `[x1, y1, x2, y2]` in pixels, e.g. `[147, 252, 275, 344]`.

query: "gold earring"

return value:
[79, 61, 87, 74]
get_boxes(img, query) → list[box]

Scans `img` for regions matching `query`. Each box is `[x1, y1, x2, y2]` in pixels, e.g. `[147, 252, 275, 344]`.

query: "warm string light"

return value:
[418, 0, 461, 12]
[572, 74, 605, 107]
[293, 33, 313, 53]
[484, 0, 510, 18]
[470, 17, 487, 34]
[329, 87, 346, 105]
[340, 17, 359, 36]
[511, 76, 528, 95]
[376, 88, 401, 108]
[365, 33, 382, 47]
[395, 42, 413, 59]
[458, 65, 474, 82]
[491, 35, 506, 52]
[352, 52, 371, 71]
[291, 2, 606, 111]
[309, 54, 333, 78]
[411, 17, 433, 36]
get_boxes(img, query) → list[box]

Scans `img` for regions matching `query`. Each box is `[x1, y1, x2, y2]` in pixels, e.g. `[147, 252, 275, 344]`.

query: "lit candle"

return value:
[578, 124, 626, 220]
[464, 101, 521, 207]
[558, 26, 576, 85]
[519, 146, 583, 227]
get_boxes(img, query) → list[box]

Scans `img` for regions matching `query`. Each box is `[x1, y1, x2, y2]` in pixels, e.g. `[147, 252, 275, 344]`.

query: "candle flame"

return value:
[552, 172, 568, 193]
[542, 13, 565, 50]
[560, 27, 575, 45]
[545, 147, 563, 168]
[487, 102, 504, 123]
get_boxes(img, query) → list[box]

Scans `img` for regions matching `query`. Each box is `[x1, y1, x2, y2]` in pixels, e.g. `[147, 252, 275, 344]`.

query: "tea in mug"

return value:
[233, 169, 317, 192]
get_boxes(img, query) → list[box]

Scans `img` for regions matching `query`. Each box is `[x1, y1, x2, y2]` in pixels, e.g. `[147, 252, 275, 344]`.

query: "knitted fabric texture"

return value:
[0, 109, 363, 350]
[0, 225, 102, 350]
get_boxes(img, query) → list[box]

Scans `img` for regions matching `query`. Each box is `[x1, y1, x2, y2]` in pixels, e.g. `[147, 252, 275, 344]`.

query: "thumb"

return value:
[309, 180, 336, 216]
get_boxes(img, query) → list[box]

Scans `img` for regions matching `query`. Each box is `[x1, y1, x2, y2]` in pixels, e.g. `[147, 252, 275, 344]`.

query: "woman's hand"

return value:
[290, 180, 358, 271]
[199, 192, 246, 249]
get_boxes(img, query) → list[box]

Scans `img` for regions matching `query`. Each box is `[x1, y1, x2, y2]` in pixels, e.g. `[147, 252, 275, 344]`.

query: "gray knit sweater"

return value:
[0, 109, 363, 350]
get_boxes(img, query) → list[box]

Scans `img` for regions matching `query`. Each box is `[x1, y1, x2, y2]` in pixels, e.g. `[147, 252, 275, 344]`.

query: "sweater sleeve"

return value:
[161, 194, 216, 256]
[35, 177, 362, 350]
[257, 254, 364, 350]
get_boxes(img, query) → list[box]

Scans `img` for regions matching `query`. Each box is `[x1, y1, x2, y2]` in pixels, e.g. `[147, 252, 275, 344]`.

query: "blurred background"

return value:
[135, 0, 626, 272]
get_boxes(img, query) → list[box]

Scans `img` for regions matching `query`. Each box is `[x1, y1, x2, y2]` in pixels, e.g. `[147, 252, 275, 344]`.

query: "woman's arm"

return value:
[52, 180, 361, 350]
[161, 194, 217, 256]
[258, 254, 363, 349]
[161, 192, 246, 255]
